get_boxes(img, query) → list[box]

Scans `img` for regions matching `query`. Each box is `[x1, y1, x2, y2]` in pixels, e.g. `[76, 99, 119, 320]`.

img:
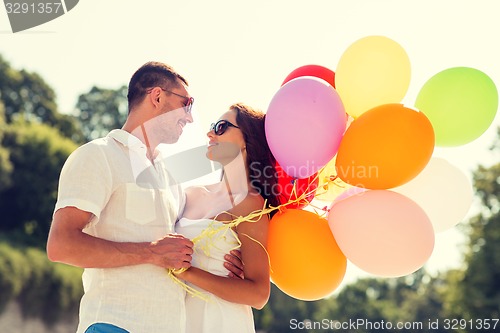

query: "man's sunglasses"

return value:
[147, 87, 194, 113]
[164, 89, 194, 114]
[209, 120, 240, 136]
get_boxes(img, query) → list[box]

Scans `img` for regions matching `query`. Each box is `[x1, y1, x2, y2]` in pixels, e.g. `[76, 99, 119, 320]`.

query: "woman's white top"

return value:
[175, 217, 255, 333]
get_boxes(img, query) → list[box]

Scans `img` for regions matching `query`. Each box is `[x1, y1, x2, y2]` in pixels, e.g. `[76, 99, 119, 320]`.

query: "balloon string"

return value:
[239, 232, 273, 274]
[168, 165, 345, 300]
[167, 269, 211, 302]
[167, 201, 276, 299]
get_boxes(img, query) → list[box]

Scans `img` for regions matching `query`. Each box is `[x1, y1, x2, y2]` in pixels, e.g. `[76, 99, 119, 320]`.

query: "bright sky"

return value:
[1, 0, 499, 285]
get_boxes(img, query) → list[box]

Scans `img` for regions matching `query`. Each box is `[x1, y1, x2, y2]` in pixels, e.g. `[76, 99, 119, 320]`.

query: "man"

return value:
[47, 62, 242, 333]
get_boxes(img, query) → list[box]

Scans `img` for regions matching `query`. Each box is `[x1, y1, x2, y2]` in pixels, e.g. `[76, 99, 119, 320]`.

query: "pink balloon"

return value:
[265, 77, 347, 178]
[328, 190, 434, 277]
[331, 186, 366, 206]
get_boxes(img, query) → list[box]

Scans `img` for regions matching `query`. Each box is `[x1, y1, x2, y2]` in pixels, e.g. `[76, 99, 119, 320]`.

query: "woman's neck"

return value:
[221, 151, 250, 197]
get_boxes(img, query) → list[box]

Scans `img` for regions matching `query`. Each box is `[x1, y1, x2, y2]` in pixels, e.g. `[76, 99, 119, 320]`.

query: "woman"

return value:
[175, 103, 280, 333]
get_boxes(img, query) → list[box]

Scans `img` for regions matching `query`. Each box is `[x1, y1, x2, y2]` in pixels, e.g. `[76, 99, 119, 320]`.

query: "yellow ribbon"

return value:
[168, 167, 343, 299]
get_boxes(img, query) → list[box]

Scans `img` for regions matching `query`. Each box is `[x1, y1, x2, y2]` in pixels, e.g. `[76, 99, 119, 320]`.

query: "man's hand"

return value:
[148, 234, 193, 270]
[224, 249, 244, 279]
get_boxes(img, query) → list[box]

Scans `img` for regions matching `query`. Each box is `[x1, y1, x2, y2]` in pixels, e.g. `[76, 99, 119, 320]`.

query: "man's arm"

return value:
[47, 206, 193, 269]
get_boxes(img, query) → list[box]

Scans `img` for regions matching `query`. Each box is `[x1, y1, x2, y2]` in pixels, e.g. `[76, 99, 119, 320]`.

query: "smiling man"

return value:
[47, 62, 194, 333]
[46, 62, 244, 333]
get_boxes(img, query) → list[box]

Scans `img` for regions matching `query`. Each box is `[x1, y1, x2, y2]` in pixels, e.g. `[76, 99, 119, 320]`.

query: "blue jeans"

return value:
[84, 323, 129, 333]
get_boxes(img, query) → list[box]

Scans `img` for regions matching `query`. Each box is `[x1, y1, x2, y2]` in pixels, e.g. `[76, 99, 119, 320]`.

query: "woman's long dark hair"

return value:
[230, 103, 280, 216]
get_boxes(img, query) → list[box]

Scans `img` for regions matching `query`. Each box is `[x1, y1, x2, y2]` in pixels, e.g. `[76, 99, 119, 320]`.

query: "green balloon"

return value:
[415, 67, 498, 146]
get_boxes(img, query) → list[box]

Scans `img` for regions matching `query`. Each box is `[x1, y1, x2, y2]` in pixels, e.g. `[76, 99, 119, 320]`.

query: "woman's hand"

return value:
[224, 249, 244, 279]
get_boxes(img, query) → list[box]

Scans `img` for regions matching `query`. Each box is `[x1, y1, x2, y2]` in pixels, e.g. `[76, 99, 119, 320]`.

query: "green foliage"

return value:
[0, 242, 31, 312]
[75, 85, 128, 142]
[254, 269, 458, 333]
[0, 120, 77, 246]
[18, 248, 83, 322]
[0, 101, 13, 191]
[448, 134, 500, 324]
[0, 146, 12, 191]
[0, 54, 84, 143]
[441, 269, 467, 319]
[253, 284, 328, 333]
[0, 240, 83, 324]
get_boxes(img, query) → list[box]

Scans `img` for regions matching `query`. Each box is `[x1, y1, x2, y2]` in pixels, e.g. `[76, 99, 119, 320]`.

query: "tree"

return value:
[253, 284, 328, 333]
[451, 127, 500, 321]
[318, 278, 392, 333]
[253, 268, 456, 333]
[0, 54, 83, 143]
[0, 241, 82, 324]
[0, 120, 77, 246]
[0, 101, 13, 191]
[74, 85, 128, 142]
[0, 55, 55, 123]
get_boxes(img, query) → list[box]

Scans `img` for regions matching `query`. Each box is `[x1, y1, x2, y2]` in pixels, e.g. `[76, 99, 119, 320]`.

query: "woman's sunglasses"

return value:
[210, 120, 240, 136]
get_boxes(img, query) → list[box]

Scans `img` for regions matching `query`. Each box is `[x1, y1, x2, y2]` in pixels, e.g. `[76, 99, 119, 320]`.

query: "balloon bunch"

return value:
[264, 35, 498, 301]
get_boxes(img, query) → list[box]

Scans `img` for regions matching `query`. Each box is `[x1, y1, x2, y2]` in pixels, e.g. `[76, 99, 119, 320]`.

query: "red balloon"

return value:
[282, 64, 336, 88]
[275, 162, 319, 209]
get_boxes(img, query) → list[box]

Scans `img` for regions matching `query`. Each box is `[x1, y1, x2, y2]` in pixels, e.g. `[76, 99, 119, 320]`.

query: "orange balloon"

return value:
[335, 104, 434, 189]
[267, 209, 346, 300]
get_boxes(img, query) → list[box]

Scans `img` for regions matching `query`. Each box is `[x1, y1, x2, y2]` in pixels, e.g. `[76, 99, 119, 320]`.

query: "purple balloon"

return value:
[265, 76, 347, 178]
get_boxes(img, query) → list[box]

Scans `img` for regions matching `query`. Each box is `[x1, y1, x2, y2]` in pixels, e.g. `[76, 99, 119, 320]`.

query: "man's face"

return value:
[155, 84, 194, 144]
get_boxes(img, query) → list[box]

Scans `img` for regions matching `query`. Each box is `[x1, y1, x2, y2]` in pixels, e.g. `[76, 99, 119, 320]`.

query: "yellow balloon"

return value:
[315, 156, 352, 202]
[336, 36, 411, 118]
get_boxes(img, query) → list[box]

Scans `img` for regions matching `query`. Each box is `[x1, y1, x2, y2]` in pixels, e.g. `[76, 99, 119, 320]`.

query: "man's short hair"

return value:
[127, 62, 188, 112]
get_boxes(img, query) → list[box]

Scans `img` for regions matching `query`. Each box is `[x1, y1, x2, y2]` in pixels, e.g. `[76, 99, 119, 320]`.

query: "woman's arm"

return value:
[176, 198, 270, 309]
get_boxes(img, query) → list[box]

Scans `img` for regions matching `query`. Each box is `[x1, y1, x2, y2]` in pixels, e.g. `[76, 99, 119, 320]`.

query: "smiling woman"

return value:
[206, 113, 245, 165]
[173, 102, 280, 333]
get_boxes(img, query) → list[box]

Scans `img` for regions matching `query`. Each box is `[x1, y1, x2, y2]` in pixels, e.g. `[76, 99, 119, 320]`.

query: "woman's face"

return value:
[206, 109, 246, 163]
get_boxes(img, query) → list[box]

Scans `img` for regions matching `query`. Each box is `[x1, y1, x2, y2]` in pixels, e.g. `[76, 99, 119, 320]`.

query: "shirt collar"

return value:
[108, 129, 147, 151]
[108, 129, 163, 159]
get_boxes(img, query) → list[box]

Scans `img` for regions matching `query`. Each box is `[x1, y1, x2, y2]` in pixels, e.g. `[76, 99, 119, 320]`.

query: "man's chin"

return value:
[162, 136, 180, 145]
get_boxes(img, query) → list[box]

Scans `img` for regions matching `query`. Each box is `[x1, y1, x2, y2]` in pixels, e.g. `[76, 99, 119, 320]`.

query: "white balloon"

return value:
[393, 157, 473, 232]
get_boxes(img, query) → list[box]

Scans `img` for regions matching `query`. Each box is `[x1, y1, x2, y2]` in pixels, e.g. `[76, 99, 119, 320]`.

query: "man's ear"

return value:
[147, 87, 162, 107]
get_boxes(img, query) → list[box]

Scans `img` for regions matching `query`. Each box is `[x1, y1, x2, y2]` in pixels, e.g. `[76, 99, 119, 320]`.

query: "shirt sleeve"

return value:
[54, 142, 112, 221]
[177, 185, 186, 218]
